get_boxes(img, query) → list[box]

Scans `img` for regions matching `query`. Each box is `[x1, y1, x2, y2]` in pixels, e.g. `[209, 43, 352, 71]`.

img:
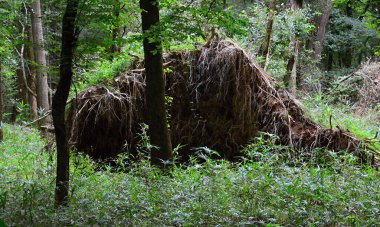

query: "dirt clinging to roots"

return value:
[67, 40, 377, 164]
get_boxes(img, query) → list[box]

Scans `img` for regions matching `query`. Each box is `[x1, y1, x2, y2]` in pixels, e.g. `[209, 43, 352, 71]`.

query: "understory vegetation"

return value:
[1, 124, 379, 226]
[302, 94, 380, 150]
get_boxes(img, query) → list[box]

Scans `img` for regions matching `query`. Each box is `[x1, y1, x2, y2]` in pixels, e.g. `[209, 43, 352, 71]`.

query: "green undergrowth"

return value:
[72, 38, 199, 96]
[73, 41, 143, 94]
[74, 53, 132, 93]
[302, 93, 380, 152]
[0, 124, 379, 226]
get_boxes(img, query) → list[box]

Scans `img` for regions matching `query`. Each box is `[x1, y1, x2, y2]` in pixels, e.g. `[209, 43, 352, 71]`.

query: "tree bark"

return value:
[27, 29, 38, 120]
[342, 0, 353, 68]
[0, 62, 3, 142]
[285, 0, 302, 95]
[10, 65, 28, 122]
[11, 16, 29, 122]
[14, 68, 27, 116]
[327, 48, 333, 71]
[140, 0, 173, 167]
[290, 40, 300, 94]
[341, 51, 352, 68]
[314, 0, 332, 63]
[31, 0, 50, 122]
[16, 47, 28, 105]
[53, 0, 79, 207]
[259, 0, 276, 68]
[110, 0, 121, 59]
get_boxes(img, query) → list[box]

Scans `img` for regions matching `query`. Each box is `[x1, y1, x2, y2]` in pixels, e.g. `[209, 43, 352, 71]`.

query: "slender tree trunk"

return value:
[327, 48, 333, 71]
[285, 55, 294, 87]
[290, 40, 300, 94]
[31, 0, 50, 121]
[12, 69, 27, 120]
[11, 65, 28, 122]
[140, 0, 173, 167]
[110, 0, 121, 59]
[341, 52, 352, 68]
[285, 0, 302, 95]
[0, 62, 3, 142]
[53, 0, 79, 207]
[17, 43, 32, 106]
[11, 17, 29, 122]
[259, 0, 276, 67]
[342, 0, 353, 68]
[314, 0, 332, 63]
[28, 30, 38, 120]
[16, 47, 28, 105]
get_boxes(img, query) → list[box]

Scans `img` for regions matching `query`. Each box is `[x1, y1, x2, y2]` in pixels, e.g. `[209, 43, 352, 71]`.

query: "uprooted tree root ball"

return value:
[67, 73, 146, 160]
[67, 40, 378, 165]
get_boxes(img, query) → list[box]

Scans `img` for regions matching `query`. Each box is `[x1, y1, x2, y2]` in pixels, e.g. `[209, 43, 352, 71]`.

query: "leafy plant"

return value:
[1, 124, 379, 226]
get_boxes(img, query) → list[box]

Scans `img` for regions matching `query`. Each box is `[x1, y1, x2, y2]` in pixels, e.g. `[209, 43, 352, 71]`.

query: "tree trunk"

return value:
[285, 55, 294, 87]
[11, 17, 29, 122]
[17, 50, 28, 105]
[285, 0, 302, 95]
[11, 65, 29, 122]
[342, 0, 353, 68]
[110, 0, 121, 59]
[27, 30, 38, 120]
[31, 0, 50, 122]
[314, 0, 332, 63]
[140, 0, 173, 167]
[0, 62, 3, 142]
[53, 0, 79, 207]
[12, 68, 27, 121]
[341, 52, 352, 68]
[290, 40, 300, 95]
[327, 48, 333, 71]
[259, 0, 276, 67]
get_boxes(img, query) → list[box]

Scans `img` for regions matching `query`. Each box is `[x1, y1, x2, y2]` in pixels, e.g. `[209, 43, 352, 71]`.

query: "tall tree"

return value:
[259, 0, 276, 68]
[53, 0, 80, 207]
[27, 29, 38, 119]
[341, 0, 353, 68]
[110, 0, 122, 58]
[31, 0, 50, 122]
[0, 62, 3, 142]
[140, 0, 173, 166]
[314, 0, 332, 64]
[285, 0, 302, 95]
[12, 18, 30, 122]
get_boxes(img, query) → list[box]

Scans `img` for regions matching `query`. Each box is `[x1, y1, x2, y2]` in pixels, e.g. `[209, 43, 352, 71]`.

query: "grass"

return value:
[0, 124, 379, 226]
[302, 93, 380, 152]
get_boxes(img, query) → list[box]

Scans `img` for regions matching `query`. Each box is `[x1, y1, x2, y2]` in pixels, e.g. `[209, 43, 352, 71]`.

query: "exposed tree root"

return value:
[67, 40, 378, 166]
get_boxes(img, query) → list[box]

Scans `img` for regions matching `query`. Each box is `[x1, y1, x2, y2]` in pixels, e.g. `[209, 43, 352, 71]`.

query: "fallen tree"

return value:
[67, 40, 378, 165]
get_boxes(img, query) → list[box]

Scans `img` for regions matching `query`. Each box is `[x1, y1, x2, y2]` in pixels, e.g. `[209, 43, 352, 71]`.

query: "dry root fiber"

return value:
[330, 62, 380, 112]
[356, 62, 380, 110]
[67, 40, 377, 164]
[67, 73, 146, 160]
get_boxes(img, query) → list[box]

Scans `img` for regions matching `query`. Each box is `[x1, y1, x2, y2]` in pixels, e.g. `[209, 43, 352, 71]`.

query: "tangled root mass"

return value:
[67, 40, 377, 165]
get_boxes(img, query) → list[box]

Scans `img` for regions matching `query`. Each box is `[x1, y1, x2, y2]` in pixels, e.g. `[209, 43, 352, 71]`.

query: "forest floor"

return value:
[1, 98, 379, 226]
